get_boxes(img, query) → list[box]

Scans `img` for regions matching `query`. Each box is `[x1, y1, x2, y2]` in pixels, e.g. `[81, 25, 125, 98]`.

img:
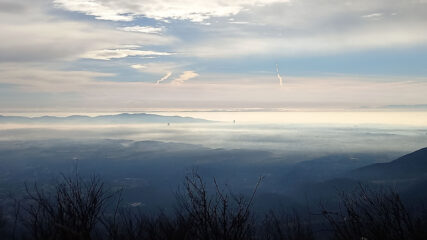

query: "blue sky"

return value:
[1, 0, 427, 111]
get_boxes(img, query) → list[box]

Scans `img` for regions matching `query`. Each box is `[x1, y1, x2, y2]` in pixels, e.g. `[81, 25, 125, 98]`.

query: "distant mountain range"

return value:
[0, 113, 211, 124]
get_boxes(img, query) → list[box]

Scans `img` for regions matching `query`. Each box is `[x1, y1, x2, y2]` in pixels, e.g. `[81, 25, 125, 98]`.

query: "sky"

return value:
[1, 0, 427, 111]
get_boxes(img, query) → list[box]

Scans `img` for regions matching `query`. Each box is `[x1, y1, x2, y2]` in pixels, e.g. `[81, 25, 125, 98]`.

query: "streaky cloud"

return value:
[82, 48, 171, 60]
[121, 26, 163, 34]
[156, 72, 172, 84]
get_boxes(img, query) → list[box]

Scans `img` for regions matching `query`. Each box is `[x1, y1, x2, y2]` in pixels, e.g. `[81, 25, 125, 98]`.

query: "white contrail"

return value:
[276, 64, 284, 88]
[156, 72, 172, 84]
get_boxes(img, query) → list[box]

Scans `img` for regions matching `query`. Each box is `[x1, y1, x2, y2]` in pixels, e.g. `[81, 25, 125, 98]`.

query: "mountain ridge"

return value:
[0, 113, 211, 124]
[350, 147, 427, 181]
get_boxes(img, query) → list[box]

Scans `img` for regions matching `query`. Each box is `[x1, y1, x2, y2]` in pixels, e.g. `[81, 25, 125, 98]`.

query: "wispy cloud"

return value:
[120, 26, 163, 34]
[0, 1, 174, 63]
[171, 71, 199, 85]
[82, 48, 172, 60]
[3, 67, 427, 109]
[131, 63, 186, 84]
[362, 13, 384, 20]
[0, 64, 114, 92]
[130, 62, 186, 74]
[130, 64, 147, 70]
[1, 60, 427, 110]
[179, 0, 427, 57]
[156, 72, 173, 84]
[184, 25, 427, 58]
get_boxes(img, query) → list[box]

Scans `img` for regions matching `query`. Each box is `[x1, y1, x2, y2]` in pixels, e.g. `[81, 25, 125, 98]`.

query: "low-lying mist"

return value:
[0, 122, 426, 157]
[1, 114, 427, 239]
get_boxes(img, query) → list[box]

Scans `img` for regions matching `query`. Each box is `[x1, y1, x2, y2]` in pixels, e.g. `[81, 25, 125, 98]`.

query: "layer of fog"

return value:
[1, 123, 426, 160]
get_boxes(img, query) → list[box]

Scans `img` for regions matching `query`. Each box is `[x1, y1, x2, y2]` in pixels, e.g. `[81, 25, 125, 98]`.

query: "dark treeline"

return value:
[0, 170, 427, 240]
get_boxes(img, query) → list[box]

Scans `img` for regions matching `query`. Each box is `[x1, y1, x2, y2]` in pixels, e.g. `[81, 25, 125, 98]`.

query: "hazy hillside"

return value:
[351, 147, 427, 181]
[0, 139, 406, 211]
[276, 148, 427, 205]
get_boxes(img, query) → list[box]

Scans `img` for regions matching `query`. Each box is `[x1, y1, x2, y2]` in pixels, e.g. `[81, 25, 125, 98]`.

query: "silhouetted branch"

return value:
[322, 184, 427, 240]
[22, 173, 112, 240]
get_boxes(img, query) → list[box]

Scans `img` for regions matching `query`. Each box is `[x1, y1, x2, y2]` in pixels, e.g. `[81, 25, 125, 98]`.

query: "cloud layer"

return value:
[82, 48, 172, 60]
[53, 0, 290, 22]
[179, 0, 427, 57]
[0, 0, 174, 63]
[1, 0, 426, 110]
[2, 64, 427, 109]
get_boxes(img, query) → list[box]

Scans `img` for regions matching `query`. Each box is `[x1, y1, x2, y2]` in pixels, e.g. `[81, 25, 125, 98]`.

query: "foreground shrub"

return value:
[322, 185, 427, 240]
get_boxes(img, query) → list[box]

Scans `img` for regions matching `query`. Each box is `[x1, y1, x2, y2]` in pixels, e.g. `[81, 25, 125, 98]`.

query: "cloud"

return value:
[184, 25, 427, 58]
[229, 21, 250, 24]
[53, 0, 290, 22]
[362, 13, 384, 20]
[53, 0, 134, 21]
[178, 0, 427, 57]
[171, 71, 199, 85]
[131, 62, 187, 74]
[2, 0, 427, 111]
[0, 64, 114, 92]
[156, 72, 173, 84]
[130, 64, 147, 70]
[82, 48, 172, 60]
[0, 1, 174, 62]
[4, 0, 427, 62]
[121, 26, 163, 34]
[0, 1, 27, 14]
[1, 64, 427, 109]
[131, 63, 190, 84]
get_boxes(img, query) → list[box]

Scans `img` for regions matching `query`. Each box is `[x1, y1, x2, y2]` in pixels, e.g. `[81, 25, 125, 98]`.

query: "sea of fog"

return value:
[1, 111, 427, 211]
[1, 111, 427, 159]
